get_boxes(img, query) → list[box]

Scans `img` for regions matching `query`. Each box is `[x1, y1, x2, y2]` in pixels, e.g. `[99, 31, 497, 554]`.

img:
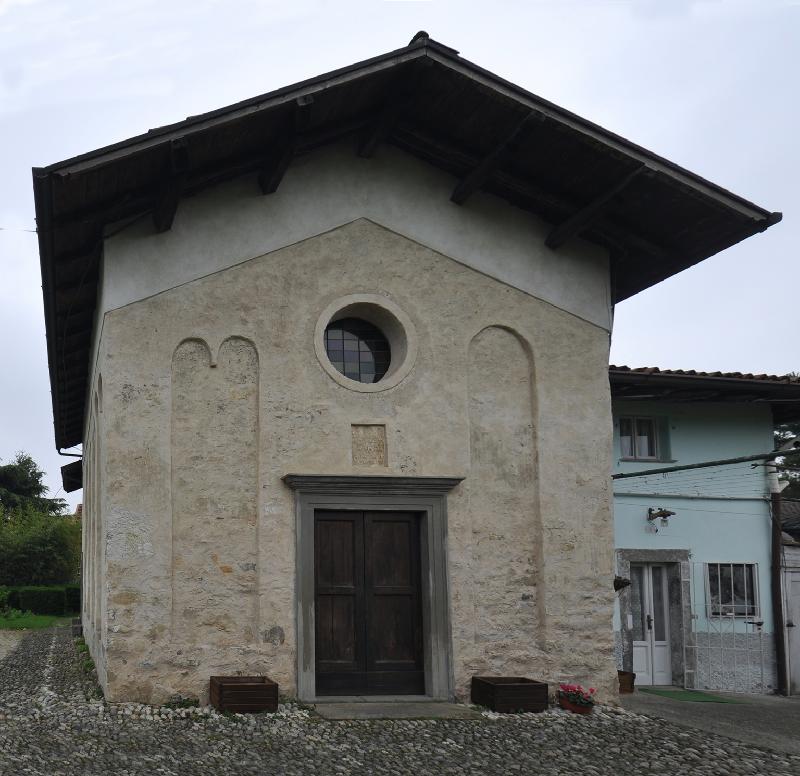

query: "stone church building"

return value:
[35, 34, 779, 703]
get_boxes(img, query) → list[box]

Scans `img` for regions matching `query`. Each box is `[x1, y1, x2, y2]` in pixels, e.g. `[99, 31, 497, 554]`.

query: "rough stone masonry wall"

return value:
[90, 218, 616, 704]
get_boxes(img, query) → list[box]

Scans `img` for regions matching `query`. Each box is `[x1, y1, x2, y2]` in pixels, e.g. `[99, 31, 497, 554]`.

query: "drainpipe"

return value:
[769, 464, 789, 695]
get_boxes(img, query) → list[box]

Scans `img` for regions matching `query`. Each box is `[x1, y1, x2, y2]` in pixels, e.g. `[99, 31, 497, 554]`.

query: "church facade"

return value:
[35, 34, 780, 703]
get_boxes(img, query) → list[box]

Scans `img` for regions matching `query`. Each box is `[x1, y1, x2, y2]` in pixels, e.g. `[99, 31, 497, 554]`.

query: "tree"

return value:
[0, 507, 81, 585]
[0, 452, 66, 516]
[775, 420, 800, 500]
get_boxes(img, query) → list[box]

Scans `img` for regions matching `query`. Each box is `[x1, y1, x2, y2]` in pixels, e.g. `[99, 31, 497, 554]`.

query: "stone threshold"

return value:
[312, 700, 482, 720]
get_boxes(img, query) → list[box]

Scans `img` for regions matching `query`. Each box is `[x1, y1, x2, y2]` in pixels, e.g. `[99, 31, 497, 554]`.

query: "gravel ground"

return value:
[0, 631, 23, 663]
[1, 627, 799, 775]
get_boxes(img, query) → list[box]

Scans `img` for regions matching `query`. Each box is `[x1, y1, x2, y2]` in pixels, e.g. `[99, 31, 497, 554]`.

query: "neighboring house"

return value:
[610, 367, 800, 693]
[781, 500, 800, 694]
[33, 34, 780, 704]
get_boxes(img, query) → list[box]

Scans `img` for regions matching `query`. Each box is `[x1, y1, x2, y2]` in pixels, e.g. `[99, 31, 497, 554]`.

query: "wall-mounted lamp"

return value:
[647, 507, 676, 532]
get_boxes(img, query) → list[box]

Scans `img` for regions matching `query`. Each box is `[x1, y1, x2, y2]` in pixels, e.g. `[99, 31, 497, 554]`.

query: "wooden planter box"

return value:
[618, 670, 636, 694]
[471, 676, 548, 713]
[209, 676, 279, 714]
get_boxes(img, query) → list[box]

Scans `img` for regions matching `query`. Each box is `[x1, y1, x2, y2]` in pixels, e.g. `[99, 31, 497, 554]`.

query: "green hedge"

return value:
[0, 584, 81, 615]
[17, 586, 66, 615]
[65, 584, 81, 613]
[3, 588, 20, 610]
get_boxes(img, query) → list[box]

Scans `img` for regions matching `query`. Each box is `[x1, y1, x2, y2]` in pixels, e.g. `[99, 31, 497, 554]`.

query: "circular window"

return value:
[324, 318, 390, 384]
[314, 294, 417, 393]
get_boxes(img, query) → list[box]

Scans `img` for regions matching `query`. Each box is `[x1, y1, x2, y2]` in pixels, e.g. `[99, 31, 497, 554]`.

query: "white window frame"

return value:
[619, 416, 659, 461]
[704, 562, 760, 619]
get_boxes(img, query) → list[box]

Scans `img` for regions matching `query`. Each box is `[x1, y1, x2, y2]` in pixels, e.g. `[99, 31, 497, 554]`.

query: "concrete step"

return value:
[312, 701, 482, 720]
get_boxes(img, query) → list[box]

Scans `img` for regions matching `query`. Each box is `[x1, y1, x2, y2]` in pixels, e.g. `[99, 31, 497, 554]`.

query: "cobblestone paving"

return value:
[0, 631, 23, 663]
[1, 627, 799, 775]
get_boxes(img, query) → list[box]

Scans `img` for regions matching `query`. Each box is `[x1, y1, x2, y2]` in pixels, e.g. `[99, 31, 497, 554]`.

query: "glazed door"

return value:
[631, 564, 672, 686]
[314, 511, 424, 695]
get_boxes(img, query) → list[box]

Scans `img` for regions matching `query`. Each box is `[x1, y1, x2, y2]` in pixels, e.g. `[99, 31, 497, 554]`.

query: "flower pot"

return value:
[618, 670, 636, 694]
[558, 696, 593, 714]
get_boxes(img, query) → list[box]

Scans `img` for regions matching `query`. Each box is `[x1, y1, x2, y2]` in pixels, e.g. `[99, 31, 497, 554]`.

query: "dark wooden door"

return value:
[315, 511, 424, 695]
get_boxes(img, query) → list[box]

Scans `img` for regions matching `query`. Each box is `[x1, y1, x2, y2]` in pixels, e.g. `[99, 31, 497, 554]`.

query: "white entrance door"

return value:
[789, 579, 800, 695]
[630, 564, 672, 685]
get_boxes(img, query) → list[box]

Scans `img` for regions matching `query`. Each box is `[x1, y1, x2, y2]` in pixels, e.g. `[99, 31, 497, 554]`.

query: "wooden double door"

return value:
[314, 511, 424, 695]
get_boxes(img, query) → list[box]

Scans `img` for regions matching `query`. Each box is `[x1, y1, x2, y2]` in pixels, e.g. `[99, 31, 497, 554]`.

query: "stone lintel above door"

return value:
[283, 474, 464, 496]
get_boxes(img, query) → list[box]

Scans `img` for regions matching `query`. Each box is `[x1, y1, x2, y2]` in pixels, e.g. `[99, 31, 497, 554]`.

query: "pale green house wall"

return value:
[612, 400, 777, 690]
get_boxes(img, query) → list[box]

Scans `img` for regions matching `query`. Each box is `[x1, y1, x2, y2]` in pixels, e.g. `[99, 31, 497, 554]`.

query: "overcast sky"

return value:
[0, 0, 797, 510]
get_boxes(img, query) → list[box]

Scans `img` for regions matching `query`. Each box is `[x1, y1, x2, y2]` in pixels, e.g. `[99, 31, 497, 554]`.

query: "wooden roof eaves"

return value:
[32, 168, 67, 450]
[40, 34, 779, 229]
[42, 43, 430, 177]
[420, 44, 779, 224]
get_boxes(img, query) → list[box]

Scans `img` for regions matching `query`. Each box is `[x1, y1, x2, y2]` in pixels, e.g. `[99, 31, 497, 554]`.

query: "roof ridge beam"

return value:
[546, 165, 645, 250]
[450, 112, 539, 205]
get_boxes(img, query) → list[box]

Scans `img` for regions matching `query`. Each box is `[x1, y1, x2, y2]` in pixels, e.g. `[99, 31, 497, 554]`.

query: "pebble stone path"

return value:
[1, 627, 799, 775]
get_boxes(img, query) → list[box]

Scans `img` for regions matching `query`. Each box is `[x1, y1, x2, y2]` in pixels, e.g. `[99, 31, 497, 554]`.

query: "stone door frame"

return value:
[283, 474, 462, 702]
[616, 548, 693, 687]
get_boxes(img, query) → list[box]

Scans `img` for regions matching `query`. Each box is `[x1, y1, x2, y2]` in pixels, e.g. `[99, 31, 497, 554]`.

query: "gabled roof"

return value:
[34, 32, 781, 450]
[610, 366, 800, 422]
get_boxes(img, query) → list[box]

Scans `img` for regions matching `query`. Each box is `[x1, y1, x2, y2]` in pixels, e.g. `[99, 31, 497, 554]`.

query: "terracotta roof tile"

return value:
[609, 365, 800, 384]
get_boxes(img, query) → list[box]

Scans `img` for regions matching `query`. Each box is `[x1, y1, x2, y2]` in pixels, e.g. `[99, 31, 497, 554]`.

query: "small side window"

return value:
[619, 417, 658, 461]
[707, 563, 759, 617]
[619, 416, 659, 461]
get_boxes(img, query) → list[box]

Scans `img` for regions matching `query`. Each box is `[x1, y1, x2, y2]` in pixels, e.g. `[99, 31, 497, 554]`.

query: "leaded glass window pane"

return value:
[324, 318, 391, 384]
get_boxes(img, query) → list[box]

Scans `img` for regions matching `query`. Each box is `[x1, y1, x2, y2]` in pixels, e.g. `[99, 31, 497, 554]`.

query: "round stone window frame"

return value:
[314, 294, 417, 393]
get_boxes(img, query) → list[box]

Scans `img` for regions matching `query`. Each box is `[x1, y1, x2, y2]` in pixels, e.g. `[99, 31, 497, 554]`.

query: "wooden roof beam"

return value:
[450, 113, 538, 205]
[55, 277, 97, 308]
[258, 96, 314, 195]
[56, 306, 95, 330]
[357, 63, 430, 159]
[396, 126, 669, 262]
[54, 243, 101, 285]
[546, 166, 645, 250]
[153, 138, 189, 233]
[358, 99, 407, 159]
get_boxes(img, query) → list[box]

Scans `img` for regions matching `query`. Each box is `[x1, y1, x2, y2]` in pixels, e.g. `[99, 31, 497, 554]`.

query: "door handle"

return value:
[646, 614, 653, 631]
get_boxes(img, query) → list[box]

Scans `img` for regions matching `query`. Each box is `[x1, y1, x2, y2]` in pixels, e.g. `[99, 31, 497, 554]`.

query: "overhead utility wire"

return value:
[613, 501, 772, 517]
[619, 468, 766, 484]
[612, 449, 794, 480]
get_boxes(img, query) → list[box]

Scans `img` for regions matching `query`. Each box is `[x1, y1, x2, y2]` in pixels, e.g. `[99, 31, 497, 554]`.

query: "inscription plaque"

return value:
[352, 424, 387, 466]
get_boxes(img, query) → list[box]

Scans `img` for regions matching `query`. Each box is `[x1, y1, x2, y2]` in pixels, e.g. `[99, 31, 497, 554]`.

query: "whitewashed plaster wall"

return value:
[100, 141, 611, 330]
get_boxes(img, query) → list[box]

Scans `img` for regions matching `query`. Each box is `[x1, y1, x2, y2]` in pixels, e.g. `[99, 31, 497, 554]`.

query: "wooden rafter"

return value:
[357, 64, 429, 159]
[394, 125, 669, 261]
[258, 96, 314, 195]
[358, 99, 407, 158]
[153, 138, 190, 233]
[55, 276, 98, 308]
[450, 113, 538, 205]
[545, 166, 645, 250]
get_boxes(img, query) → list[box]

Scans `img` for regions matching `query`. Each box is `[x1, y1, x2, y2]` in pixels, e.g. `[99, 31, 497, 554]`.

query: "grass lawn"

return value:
[0, 613, 77, 630]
